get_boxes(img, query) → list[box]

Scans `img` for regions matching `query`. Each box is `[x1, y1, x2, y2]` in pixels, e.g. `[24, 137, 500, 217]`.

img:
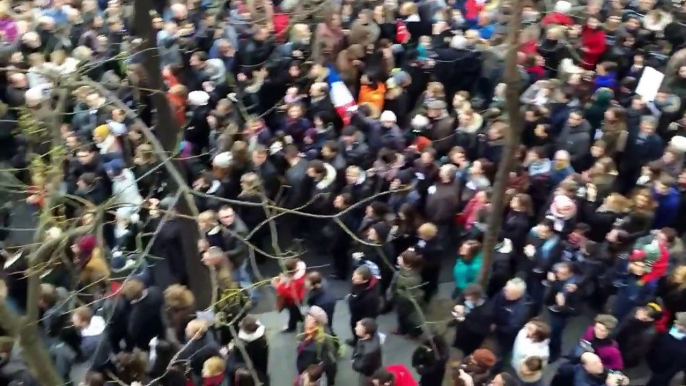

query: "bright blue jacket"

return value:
[453, 252, 483, 290]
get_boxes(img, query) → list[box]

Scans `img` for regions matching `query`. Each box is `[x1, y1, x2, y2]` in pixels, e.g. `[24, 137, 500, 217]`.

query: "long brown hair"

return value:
[631, 188, 657, 213]
[513, 193, 533, 216]
[459, 240, 482, 263]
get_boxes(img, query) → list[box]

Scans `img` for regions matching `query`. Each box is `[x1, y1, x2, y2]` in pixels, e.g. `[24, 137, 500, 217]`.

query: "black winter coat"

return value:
[352, 334, 383, 377]
[412, 338, 449, 386]
[178, 331, 221, 377]
[306, 287, 337, 327]
[229, 330, 270, 383]
[348, 278, 381, 322]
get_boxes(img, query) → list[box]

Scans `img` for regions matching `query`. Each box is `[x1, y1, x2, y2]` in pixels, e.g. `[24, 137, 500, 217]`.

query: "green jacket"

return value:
[453, 252, 483, 290]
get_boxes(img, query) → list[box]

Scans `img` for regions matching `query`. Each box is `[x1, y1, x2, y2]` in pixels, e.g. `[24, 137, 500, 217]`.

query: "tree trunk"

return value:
[132, 0, 210, 308]
[478, 0, 525, 286]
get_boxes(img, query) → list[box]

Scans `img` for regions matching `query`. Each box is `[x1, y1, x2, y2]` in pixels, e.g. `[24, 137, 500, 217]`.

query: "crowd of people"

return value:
[4, 0, 686, 385]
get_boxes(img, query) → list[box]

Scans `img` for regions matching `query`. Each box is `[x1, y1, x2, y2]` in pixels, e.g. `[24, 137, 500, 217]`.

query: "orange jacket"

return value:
[167, 93, 187, 127]
[358, 83, 386, 113]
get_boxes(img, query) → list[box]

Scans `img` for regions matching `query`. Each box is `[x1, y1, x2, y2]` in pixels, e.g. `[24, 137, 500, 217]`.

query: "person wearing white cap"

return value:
[379, 111, 405, 151]
[188, 90, 210, 107]
[185, 91, 212, 156]
[212, 152, 232, 169]
[380, 110, 396, 123]
[541, 0, 574, 27]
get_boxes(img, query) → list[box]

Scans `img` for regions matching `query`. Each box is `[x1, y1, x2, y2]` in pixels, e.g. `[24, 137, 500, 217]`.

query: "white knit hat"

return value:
[670, 136, 686, 153]
[212, 152, 232, 168]
[555, 0, 572, 14]
[411, 114, 430, 130]
[380, 110, 397, 123]
[188, 90, 209, 106]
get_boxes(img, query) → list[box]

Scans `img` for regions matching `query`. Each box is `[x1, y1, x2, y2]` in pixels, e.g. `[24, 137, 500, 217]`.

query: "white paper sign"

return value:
[635, 67, 665, 102]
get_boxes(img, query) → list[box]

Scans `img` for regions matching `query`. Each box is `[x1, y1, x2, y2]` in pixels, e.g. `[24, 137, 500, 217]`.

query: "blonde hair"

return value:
[135, 143, 154, 162]
[164, 284, 195, 309]
[72, 46, 93, 62]
[418, 222, 438, 239]
[121, 279, 145, 300]
[400, 2, 417, 15]
[604, 193, 630, 213]
[670, 265, 686, 291]
[169, 84, 188, 98]
[198, 210, 217, 224]
[290, 23, 310, 41]
[547, 26, 564, 40]
[202, 357, 226, 377]
[186, 319, 209, 339]
[240, 172, 262, 193]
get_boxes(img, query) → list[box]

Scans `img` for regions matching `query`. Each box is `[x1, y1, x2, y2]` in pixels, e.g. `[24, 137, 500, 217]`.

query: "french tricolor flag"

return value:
[327, 64, 357, 125]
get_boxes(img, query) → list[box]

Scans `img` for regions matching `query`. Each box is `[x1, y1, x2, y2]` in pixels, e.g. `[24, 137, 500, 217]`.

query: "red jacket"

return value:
[273, 13, 290, 42]
[580, 26, 606, 70]
[276, 261, 307, 306]
[639, 244, 669, 285]
[386, 364, 418, 386]
[519, 41, 538, 56]
[542, 12, 574, 27]
[464, 0, 485, 20]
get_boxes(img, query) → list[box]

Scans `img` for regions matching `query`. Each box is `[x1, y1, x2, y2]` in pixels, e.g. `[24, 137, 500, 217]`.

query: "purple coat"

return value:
[0, 18, 17, 43]
[582, 326, 624, 370]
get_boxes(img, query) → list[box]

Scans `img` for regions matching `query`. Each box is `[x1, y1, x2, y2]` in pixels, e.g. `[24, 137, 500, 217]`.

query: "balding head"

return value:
[581, 352, 603, 374]
[554, 150, 570, 162]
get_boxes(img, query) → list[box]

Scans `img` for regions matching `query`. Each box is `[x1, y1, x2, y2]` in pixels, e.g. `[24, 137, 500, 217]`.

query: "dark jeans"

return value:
[331, 243, 350, 279]
[286, 304, 303, 330]
[422, 263, 440, 302]
[527, 277, 546, 319]
[397, 312, 421, 337]
[549, 313, 569, 362]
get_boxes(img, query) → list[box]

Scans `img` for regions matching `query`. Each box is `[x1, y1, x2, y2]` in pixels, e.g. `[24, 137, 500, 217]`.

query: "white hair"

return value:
[554, 0, 572, 14]
[450, 35, 468, 50]
[506, 278, 527, 294]
[670, 136, 686, 153]
[554, 150, 570, 161]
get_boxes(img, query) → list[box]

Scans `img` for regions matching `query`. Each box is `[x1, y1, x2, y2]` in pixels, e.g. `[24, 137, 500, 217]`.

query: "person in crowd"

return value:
[647, 312, 686, 386]
[574, 315, 623, 370]
[227, 315, 270, 384]
[453, 240, 483, 299]
[411, 334, 449, 385]
[492, 278, 530, 359]
[273, 257, 307, 333]
[393, 249, 425, 338]
[452, 283, 494, 356]
[524, 219, 562, 317]
[546, 261, 582, 362]
[305, 271, 337, 333]
[163, 284, 196, 344]
[109, 278, 165, 353]
[351, 318, 383, 385]
[296, 306, 339, 385]
[615, 303, 662, 369]
[201, 356, 228, 386]
[348, 265, 381, 347]
[511, 319, 550, 384]
[178, 319, 221, 382]
[551, 352, 628, 386]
